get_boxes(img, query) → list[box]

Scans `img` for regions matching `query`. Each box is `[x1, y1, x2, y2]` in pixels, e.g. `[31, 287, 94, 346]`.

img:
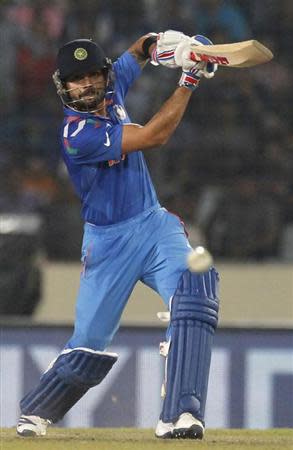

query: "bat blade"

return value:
[189, 40, 273, 68]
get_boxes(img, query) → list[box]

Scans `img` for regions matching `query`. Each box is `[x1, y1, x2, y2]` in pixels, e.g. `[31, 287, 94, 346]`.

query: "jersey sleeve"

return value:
[62, 118, 123, 164]
[113, 51, 142, 99]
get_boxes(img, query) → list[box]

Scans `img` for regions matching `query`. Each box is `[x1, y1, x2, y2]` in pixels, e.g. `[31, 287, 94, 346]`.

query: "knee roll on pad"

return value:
[161, 268, 219, 423]
[170, 267, 219, 328]
[20, 348, 118, 423]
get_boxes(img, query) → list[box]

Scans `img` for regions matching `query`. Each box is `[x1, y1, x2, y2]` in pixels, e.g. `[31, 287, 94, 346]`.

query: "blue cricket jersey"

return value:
[60, 51, 158, 225]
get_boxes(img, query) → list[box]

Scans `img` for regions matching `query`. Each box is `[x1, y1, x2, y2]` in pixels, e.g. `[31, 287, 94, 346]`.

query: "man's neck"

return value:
[94, 100, 108, 117]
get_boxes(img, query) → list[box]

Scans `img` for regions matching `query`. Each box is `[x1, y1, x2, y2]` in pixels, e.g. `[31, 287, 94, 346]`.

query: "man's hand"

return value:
[151, 31, 217, 79]
[178, 66, 202, 91]
[151, 30, 192, 69]
[175, 34, 218, 79]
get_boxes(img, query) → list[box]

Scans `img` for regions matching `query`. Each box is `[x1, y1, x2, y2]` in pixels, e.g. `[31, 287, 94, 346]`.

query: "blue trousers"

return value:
[67, 204, 192, 350]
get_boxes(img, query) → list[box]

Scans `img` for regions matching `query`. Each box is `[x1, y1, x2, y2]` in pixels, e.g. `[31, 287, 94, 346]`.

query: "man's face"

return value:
[65, 70, 107, 111]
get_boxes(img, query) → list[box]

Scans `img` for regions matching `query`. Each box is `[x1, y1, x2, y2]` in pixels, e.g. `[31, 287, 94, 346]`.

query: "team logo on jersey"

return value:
[113, 104, 127, 120]
[74, 48, 88, 60]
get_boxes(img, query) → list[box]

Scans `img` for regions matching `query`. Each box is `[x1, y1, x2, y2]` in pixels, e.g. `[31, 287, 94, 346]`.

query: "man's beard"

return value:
[74, 86, 106, 112]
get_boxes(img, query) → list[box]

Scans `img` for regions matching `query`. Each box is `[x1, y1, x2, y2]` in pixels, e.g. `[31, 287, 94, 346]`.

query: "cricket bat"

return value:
[189, 40, 273, 68]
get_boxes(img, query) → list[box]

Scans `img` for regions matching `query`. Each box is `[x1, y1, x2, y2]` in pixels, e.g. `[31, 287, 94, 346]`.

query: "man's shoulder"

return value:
[62, 110, 106, 130]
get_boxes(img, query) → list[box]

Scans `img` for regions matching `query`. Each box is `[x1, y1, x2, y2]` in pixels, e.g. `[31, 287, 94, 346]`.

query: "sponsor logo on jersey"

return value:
[108, 154, 126, 167]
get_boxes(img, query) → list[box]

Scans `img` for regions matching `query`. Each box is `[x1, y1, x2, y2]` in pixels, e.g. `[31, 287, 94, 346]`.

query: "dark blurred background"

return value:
[0, 0, 292, 315]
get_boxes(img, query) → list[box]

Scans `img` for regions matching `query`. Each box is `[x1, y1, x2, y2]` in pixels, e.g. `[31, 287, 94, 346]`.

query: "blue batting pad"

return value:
[161, 268, 219, 423]
[20, 348, 117, 423]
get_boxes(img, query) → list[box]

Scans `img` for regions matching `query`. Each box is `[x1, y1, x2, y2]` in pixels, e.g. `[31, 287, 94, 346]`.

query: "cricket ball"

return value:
[187, 246, 213, 273]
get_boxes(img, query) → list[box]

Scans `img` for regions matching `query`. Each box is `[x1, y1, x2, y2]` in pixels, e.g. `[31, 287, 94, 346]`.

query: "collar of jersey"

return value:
[63, 106, 110, 122]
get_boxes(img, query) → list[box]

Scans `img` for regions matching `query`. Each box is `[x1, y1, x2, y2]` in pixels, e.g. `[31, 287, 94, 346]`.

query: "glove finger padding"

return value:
[151, 30, 192, 69]
[174, 41, 195, 69]
[175, 34, 218, 78]
[195, 61, 218, 79]
[152, 30, 218, 79]
[201, 62, 218, 79]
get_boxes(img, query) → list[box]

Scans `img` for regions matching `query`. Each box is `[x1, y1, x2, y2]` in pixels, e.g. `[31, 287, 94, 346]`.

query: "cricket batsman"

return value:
[17, 30, 219, 440]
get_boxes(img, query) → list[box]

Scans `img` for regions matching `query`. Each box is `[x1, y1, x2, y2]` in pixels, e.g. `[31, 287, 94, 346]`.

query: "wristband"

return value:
[142, 34, 158, 59]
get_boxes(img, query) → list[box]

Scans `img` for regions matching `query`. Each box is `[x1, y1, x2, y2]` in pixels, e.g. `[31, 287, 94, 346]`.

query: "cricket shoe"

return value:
[155, 412, 204, 439]
[17, 415, 51, 437]
[155, 419, 174, 439]
[173, 412, 204, 439]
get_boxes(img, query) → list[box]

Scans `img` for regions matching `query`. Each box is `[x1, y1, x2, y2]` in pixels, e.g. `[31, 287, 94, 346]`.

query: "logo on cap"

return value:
[74, 48, 88, 60]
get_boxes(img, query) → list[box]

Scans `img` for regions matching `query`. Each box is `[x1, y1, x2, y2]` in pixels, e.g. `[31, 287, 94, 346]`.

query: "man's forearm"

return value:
[145, 87, 192, 145]
[121, 86, 193, 153]
[127, 34, 157, 69]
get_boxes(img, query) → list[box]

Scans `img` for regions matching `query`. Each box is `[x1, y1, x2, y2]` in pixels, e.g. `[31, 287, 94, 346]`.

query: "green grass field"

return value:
[1, 428, 293, 450]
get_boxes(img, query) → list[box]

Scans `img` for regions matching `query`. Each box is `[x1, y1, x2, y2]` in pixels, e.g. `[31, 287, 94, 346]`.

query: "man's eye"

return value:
[91, 71, 104, 79]
[74, 76, 82, 82]
[68, 75, 83, 82]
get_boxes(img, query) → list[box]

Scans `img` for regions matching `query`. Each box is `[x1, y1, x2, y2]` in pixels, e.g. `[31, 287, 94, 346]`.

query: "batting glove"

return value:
[175, 34, 218, 79]
[178, 66, 202, 91]
[151, 30, 192, 69]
